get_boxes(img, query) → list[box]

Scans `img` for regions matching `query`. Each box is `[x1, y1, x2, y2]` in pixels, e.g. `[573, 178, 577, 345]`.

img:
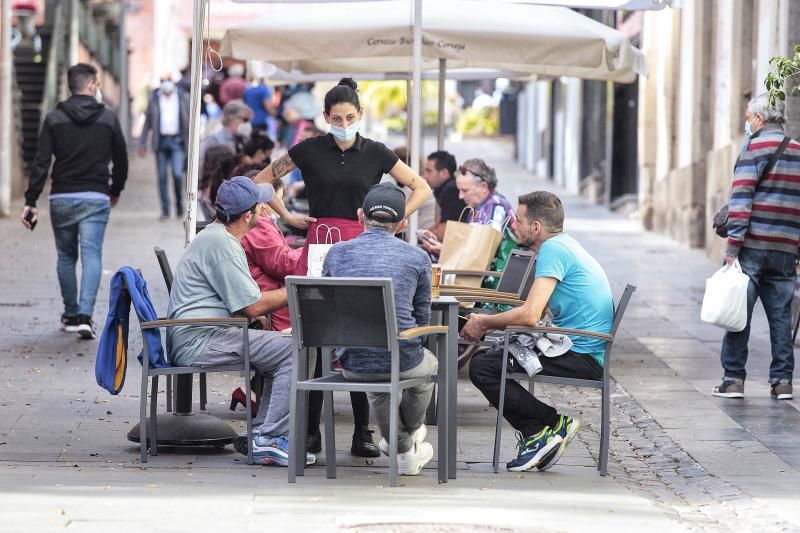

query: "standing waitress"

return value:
[256, 78, 432, 457]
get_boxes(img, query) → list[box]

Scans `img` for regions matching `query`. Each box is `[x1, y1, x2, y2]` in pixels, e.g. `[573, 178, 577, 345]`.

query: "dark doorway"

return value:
[610, 81, 639, 202]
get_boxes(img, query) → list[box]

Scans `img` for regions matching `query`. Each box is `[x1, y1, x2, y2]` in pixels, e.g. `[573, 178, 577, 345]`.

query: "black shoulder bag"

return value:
[713, 135, 791, 238]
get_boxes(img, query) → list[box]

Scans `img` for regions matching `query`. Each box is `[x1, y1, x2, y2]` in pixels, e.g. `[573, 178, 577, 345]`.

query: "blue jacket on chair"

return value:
[95, 267, 170, 394]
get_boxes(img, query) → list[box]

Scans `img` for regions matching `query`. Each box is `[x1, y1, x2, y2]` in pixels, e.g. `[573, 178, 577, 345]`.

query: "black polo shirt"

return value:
[288, 133, 399, 220]
[433, 176, 467, 223]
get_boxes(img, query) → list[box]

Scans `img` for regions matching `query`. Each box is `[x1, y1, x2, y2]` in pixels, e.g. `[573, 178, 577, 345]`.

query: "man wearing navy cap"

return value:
[322, 182, 437, 476]
[167, 176, 314, 467]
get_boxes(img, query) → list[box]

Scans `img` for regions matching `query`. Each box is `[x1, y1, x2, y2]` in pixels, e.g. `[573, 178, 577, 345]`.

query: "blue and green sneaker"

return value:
[506, 428, 563, 472]
[537, 415, 580, 471]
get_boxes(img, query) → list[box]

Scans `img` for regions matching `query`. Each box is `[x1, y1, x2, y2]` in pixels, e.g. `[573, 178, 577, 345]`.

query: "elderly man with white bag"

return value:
[707, 93, 799, 401]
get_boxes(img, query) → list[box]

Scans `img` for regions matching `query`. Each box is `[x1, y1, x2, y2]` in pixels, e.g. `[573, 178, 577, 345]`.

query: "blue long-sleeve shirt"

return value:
[322, 227, 432, 373]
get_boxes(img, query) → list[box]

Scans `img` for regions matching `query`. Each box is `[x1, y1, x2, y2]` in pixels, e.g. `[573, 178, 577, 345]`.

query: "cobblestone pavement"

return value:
[0, 138, 799, 532]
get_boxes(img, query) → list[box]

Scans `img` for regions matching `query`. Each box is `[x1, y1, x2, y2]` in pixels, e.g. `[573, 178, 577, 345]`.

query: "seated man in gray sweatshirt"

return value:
[322, 183, 437, 476]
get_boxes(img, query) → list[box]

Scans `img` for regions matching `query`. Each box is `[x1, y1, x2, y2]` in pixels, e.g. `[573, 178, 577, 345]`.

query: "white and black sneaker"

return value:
[60, 314, 80, 333]
[76, 315, 96, 340]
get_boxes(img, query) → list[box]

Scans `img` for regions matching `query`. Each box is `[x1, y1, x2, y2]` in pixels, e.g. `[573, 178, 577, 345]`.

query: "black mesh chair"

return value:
[493, 284, 636, 475]
[441, 248, 536, 306]
[285, 276, 448, 487]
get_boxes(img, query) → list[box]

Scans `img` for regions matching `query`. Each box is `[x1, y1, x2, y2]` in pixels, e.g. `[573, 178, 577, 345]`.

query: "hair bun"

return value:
[338, 77, 358, 91]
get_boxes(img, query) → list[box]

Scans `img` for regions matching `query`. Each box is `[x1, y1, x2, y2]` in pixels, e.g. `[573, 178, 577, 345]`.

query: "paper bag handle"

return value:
[458, 206, 475, 223]
[314, 224, 343, 244]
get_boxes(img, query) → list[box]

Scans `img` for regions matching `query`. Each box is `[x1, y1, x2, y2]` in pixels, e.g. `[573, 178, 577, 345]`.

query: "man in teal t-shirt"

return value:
[461, 191, 613, 473]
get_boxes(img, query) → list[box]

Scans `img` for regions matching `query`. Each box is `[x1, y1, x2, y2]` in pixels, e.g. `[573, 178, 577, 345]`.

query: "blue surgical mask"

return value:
[330, 121, 360, 142]
[744, 120, 753, 138]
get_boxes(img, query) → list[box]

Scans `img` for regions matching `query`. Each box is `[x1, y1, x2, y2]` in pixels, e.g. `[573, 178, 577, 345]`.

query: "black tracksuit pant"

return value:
[469, 348, 602, 437]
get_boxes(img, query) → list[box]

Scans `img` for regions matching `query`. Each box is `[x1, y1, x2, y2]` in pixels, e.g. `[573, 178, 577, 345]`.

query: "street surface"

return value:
[0, 137, 798, 532]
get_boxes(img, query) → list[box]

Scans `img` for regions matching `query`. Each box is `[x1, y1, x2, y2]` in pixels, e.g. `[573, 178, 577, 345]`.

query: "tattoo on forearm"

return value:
[271, 154, 296, 179]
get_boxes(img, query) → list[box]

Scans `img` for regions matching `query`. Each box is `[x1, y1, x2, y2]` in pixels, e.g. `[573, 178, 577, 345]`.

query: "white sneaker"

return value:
[378, 424, 427, 456]
[397, 441, 434, 476]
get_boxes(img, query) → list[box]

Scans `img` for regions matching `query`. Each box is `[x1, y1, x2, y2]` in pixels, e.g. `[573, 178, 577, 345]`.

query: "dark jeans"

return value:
[720, 247, 796, 384]
[308, 348, 370, 430]
[469, 348, 602, 437]
[156, 135, 186, 217]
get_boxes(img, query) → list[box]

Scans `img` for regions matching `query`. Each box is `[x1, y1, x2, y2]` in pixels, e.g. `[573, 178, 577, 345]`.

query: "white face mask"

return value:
[330, 120, 360, 142]
[237, 121, 253, 139]
[161, 80, 175, 95]
[95, 88, 103, 104]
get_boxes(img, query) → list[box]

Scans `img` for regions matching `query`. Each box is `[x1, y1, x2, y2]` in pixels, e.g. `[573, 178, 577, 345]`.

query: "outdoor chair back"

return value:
[153, 247, 208, 412]
[493, 283, 636, 476]
[285, 276, 448, 487]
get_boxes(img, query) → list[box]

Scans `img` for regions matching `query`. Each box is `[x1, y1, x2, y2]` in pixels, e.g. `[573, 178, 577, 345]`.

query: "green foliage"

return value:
[360, 80, 443, 132]
[765, 44, 800, 108]
[456, 106, 498, 137]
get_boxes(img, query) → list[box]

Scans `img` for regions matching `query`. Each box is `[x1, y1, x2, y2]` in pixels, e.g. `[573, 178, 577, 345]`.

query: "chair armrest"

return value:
[141, 317, 249, 329]
[442, 269, 500, 278]
[456, 295, 525, 307]
[398, 325, 449, 339]
[442, 287, 520, 299]
[505, 325, 612, 342]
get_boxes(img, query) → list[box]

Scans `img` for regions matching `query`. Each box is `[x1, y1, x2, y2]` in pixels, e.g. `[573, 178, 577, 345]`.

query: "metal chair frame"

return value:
[493, 284, 636, 476]
[124, 273, 254, 465]
[285, 276, 448, 487]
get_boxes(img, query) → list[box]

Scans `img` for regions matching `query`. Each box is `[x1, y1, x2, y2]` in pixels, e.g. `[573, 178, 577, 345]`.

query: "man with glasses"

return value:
[420, 158, 515, 256]
[199, 100, 253, 166]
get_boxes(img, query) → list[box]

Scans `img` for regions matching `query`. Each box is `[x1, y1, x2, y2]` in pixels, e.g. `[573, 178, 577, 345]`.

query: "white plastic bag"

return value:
[307, 224, 341, 278]
[700, 259, 750, 332]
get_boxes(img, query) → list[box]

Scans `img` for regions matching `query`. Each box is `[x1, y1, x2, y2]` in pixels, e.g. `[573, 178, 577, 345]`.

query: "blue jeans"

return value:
[720, 247, 796, 384]
[50, 198, 110, 318]
[156, 135, 186, 217]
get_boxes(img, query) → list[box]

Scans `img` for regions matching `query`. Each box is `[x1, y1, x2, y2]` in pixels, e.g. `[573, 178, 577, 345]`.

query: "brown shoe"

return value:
[771, 379, 793, 400]
[712, 378, 744, 398]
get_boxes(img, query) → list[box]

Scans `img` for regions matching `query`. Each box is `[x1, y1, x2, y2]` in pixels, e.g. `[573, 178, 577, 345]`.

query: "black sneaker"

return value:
[60, 314, 80, 333]
[351, 426, 380, 458]
[307, 427, 322, 453]
[76, 315, 96, 340]
[771, 379, 793, 400]
[712, 378, 744, 398]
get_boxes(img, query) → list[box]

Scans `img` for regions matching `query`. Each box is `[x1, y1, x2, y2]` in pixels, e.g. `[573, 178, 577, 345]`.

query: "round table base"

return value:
[127, 413, 237, 446]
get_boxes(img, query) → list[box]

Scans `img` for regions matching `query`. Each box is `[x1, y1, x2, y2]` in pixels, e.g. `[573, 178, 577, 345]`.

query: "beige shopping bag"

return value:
[439, 219, 502, 289]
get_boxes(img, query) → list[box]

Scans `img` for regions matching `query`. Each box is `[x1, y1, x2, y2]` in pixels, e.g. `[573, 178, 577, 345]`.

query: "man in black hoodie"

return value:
[21, 63, 128, 340]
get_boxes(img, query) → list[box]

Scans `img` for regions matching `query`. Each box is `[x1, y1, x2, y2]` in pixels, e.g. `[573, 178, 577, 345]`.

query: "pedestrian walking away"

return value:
[138, 75, 190, 220]
[21, 63, 128, 340]
[713, 93, 798, 401]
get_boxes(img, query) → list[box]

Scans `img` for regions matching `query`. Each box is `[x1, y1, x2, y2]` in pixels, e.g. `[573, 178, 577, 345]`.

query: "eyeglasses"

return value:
[459, 165, 487, 183]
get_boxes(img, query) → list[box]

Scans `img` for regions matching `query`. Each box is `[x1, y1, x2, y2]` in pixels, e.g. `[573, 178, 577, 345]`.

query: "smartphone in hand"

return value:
[24, 210, 37, 231]
[416, 229, 434, 243]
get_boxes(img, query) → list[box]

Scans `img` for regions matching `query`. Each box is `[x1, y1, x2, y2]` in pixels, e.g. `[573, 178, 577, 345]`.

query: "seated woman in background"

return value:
[197, 144, 236, 221]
